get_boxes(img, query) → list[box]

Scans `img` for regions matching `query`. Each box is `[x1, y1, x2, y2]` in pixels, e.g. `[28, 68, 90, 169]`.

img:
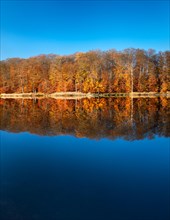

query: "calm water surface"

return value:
[0, 98, 169, 220]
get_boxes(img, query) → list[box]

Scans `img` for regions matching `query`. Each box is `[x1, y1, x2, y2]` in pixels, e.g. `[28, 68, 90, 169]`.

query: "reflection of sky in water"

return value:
[0, 131, 169, 220]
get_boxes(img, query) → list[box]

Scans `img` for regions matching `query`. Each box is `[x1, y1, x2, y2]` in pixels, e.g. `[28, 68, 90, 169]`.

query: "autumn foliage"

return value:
[0, 49, 169, 94]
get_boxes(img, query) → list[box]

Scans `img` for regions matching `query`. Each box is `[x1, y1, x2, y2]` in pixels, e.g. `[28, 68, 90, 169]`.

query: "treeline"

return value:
[0, 98, 169, 140]
[0, 49, 169, 94]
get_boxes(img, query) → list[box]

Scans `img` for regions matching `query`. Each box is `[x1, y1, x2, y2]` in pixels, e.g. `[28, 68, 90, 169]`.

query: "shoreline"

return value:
[0, 92, 169, 99]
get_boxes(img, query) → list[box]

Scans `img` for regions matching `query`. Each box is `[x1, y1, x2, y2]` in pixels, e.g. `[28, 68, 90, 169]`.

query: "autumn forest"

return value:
[0, 49, 169, 94]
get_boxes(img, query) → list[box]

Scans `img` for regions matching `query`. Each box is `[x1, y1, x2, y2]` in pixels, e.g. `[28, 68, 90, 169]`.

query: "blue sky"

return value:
[1, 0, 169, 60]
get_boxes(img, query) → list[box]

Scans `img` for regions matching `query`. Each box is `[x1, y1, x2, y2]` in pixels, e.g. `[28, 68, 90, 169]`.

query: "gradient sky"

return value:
[1, 0, 169, 60]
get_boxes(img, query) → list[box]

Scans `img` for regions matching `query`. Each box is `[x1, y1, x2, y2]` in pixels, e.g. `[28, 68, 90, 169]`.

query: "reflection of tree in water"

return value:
[0, 98, 169, 140]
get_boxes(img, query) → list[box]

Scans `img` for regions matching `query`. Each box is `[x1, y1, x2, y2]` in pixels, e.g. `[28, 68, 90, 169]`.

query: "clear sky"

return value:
[1, 0, 169, 60]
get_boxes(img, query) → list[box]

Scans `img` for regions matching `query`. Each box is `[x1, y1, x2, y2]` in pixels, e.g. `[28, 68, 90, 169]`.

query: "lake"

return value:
[0, 97, 169, 220]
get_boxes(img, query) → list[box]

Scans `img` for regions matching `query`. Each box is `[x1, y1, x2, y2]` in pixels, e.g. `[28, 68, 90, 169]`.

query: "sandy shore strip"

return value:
[0, 92, 169, 99]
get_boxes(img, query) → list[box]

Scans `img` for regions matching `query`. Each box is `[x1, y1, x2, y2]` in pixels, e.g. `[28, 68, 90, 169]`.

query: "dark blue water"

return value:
[0, 131, 169, 220]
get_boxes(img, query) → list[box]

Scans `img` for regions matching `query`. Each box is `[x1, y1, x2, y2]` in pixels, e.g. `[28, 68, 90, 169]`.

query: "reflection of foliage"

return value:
[0, 98, 169, 140]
